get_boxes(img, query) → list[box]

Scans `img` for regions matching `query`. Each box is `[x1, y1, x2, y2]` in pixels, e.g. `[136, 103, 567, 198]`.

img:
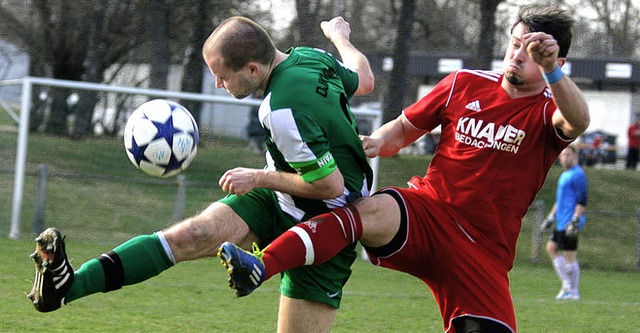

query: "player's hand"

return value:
[541, 216, 554, 232]
[219, 167, 262, 196]
[360, 135, 381, 158]
[565, 214, 581, 237]
[321, 17, 351, 43]
[564, 222, 579, 237]
[523, 31, 559, 72]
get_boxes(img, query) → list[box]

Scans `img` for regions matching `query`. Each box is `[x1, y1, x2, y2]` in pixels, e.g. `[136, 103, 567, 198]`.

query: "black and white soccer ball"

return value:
[124, 99, 199, 178]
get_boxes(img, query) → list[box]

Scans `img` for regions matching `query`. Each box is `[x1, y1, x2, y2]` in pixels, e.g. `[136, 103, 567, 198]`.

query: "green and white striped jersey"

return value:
[258, 46, 372, 221]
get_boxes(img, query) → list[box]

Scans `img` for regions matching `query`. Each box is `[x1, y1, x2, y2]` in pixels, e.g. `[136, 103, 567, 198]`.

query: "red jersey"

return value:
[628, 122, 640, 149]
[403, 70, 572, 265]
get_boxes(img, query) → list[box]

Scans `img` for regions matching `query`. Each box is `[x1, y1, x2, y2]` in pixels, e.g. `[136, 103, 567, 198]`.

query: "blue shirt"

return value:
[554, 164, 588, 231]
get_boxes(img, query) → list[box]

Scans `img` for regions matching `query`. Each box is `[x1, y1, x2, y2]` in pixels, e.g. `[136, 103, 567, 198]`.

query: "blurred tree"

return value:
[413, 0, 480, 55]
[0, 0, 269, 137]
[474, 0, 504, 70]
[0, 0, 144, 137]
[380, 0, 485, 121]
[73, 2, 107, 139]
[289, 0, 333, 48]
[580, 0, 639, 59]
[147, 0, 170, 90]
[4, 0, 634, 139]
[178, 0, 209, 121]
[382, 0, 416, 124]
[294, 0, 323, 47]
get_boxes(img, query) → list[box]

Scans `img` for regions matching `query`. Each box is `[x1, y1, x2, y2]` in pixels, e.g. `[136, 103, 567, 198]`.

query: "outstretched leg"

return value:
[28, 202, 257, 312]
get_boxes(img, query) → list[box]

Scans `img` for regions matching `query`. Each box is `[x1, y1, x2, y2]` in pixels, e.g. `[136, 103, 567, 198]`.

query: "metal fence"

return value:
[0, 77, 382, 239]
[15, 165, 640, 271]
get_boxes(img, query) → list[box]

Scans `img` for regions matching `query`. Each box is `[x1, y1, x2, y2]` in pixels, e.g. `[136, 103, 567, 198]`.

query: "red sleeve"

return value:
[403, 72, 457, 131]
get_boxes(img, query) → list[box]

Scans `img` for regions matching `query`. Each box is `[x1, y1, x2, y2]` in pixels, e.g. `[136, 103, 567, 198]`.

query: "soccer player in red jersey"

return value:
[219, 5, 590, 332]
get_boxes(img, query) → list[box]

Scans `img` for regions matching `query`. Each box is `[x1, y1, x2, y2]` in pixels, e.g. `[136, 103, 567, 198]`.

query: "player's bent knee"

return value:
[163, 219, 217, 260]
[356, 193, 401, 245]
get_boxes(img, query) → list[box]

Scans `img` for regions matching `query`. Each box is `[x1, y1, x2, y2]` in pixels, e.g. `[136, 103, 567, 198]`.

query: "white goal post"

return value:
[0, 76, 381, 239]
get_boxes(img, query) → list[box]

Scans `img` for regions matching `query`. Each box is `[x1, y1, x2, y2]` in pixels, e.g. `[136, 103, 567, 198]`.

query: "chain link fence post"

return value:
[172, 174, 187, 221]
[32, 163, 48, 236]
[636, 208, 640, 270]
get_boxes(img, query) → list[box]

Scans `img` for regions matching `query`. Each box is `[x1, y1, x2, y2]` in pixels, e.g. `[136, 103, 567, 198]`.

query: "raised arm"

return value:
[548, 68, 590, 138]
[524, 31, 590, 139]
[321, 17, 374, 96]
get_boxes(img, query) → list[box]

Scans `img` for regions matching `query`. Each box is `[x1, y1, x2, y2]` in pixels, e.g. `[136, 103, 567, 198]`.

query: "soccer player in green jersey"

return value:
[28, 16, 374, 333]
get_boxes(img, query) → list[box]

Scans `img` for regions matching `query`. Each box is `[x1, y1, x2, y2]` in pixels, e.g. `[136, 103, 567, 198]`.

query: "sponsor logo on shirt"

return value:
[318, 152, 333, 168]
[465, 100, 482, 112]
[455, 116, 526, 154]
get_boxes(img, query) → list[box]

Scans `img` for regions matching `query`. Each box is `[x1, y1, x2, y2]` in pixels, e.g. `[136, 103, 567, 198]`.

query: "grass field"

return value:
[1, 130, 640, 332]
[3, 238, 640, 332]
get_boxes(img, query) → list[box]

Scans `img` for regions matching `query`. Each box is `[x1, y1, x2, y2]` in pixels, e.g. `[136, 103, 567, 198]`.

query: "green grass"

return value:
[2, 238, 640, 332]
[1, 131, 640, 332]
[0, 106, 17, 126]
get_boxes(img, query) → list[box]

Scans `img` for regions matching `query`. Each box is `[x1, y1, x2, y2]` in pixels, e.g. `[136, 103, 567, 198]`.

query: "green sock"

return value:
[65, 233, 174, 303]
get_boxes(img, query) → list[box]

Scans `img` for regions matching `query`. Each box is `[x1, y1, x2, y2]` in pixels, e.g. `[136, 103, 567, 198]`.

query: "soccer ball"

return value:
[124, 99, 199, 178]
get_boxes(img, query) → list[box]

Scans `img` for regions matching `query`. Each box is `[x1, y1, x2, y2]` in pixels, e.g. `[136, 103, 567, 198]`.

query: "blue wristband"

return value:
[543, 66, 564, 85]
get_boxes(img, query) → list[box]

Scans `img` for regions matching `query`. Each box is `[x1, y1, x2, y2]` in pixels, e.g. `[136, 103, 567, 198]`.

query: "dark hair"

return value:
[213, 16, 276, 71]
[511, 5, 575, 58]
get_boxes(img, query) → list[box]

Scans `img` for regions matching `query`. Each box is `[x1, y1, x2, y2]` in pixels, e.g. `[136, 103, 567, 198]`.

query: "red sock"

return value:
[262, 204, 363, 280]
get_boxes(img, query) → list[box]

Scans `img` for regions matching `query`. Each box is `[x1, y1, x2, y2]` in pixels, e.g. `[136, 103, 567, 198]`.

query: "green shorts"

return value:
[219, 188, 356, 308]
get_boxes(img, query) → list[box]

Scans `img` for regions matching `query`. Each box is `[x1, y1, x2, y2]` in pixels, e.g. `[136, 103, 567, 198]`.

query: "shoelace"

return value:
[251, 242, 265, 260]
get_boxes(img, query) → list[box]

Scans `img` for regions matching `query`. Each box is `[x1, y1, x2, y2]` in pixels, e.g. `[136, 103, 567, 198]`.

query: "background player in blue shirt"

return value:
[542, 145, 588, 300]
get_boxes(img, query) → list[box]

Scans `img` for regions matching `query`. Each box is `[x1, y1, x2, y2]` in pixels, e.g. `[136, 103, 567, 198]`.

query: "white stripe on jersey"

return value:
[458, 69, 502, 82]
[446, 70, 502, 107]
[260, 94, 317, 163]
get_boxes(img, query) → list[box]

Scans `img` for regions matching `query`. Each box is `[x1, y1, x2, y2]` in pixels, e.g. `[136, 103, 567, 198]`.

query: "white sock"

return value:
[155, 231, 176, 264]
[567, 261, 580, 292]
[552, 256, 568, 289]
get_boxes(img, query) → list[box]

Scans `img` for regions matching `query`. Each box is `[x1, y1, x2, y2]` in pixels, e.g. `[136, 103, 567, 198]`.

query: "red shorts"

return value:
[364, 187, 516, 333]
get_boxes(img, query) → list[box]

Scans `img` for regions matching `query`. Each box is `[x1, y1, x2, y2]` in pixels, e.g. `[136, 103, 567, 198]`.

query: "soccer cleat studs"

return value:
[27, 228, 75, 312]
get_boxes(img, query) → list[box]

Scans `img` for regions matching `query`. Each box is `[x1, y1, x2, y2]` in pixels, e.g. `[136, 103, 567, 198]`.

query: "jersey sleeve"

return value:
[263, 108, 337, 183]
[540, 93, 576, 152]
[403, 72, 457, 131]
[334, 59, 359, 98]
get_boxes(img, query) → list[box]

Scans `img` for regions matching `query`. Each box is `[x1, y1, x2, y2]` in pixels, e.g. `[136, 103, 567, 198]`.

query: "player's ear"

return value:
[557, 58, 566, 68]
[247, 62, 261, 78]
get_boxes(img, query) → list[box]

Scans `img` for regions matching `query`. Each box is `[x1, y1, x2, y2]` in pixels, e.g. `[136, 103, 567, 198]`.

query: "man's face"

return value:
[205, 54, 258, 99]
[502, 23, 544, 87]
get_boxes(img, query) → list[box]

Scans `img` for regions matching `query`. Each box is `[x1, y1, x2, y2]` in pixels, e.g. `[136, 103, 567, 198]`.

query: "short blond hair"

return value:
[204, 16, 276, 71]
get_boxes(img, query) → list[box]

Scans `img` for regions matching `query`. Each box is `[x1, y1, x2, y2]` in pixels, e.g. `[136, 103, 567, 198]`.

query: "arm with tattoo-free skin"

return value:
[523, 31, 590, 138]
[321, 17, 375, 96]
